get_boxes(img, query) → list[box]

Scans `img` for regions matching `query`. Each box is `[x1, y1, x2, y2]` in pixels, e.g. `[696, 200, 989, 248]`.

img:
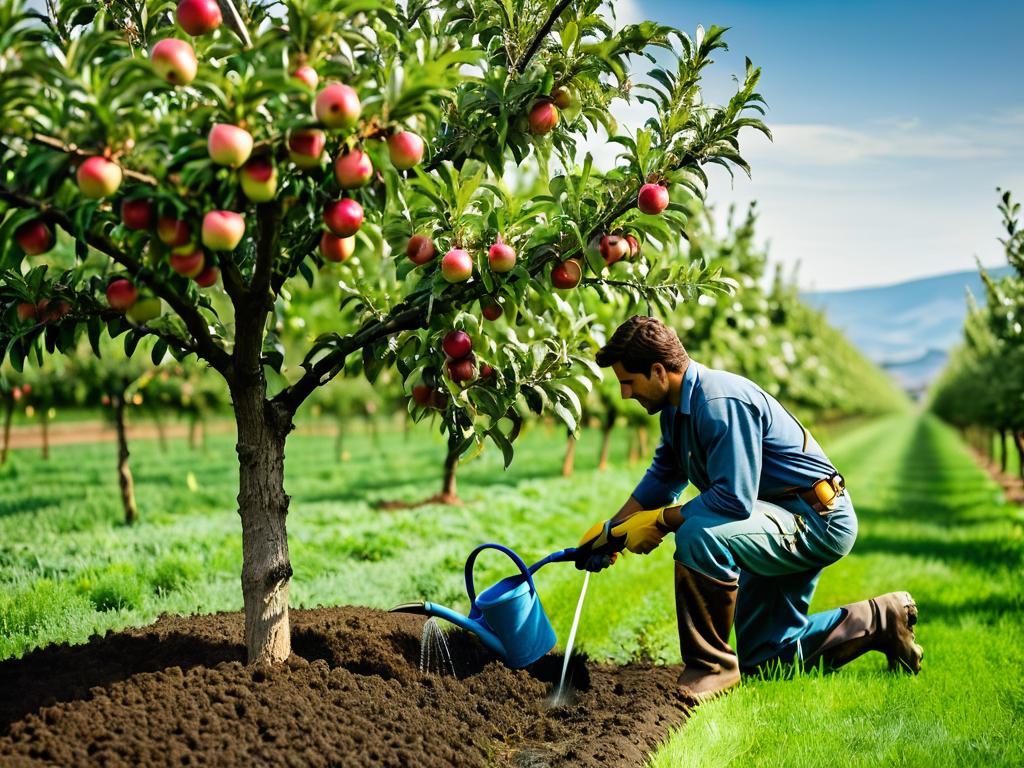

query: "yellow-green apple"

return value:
[487, 238, 515, 272]
[106, 279, 138, 311]
[126, 297, 162, 324]
[315, 83, 361, 129]
[600, 234, 629, 265]
[15, 302, 37, 322]
[333, 148, 373, 189]
[208, 124, 253, 167]
[291, 65, 318, 89]
[202, 211, 245, 250]
[194, 266, 219, 287]
[551, 259, 582, 289]
[637, 182, 669, 215]
[14, 220, 54, 255]
[323, 198, 363, 237]
[528, 100, 558, 135]
[157, 217, 191, 248]
[150, 38, 197, 85]
[288, 129, 326, 169]
[77, 157, 122, 198]
[552, 86, 573, 110]
[406, 234, 435, 265]
[320, 232, 356, 262]
[481, 297, 503, 321]
[121, 199, 155, 230]
[442, 330, 473, 359]
[441, 248, 473, 282]
[239, 157, 277, 202]
[169, 248, 205, 278]
[176, 0, 221, 35]
[387, 131, 424, 170]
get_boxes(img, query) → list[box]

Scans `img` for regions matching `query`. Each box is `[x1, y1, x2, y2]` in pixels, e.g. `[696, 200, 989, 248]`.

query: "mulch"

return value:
[0, 607, 693, 767]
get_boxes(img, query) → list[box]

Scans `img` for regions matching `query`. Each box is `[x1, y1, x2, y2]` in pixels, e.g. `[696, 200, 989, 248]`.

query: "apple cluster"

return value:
[527, 86, 574, 136]
[402, 234, 517, 284]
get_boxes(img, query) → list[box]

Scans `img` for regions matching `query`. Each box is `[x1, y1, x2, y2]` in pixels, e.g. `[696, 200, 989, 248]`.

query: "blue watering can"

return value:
[391, 543, 577, 669]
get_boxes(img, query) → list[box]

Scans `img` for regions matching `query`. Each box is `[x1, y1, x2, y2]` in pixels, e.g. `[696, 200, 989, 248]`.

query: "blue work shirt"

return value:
[632, 361, 839, 519]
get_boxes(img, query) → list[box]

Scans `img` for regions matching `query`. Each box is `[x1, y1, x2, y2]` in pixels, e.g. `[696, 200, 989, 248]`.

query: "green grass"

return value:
[1, 412, 1022, 765]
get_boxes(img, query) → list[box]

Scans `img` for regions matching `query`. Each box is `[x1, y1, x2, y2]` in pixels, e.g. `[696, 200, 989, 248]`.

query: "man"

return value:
[575, 315, 923, 700]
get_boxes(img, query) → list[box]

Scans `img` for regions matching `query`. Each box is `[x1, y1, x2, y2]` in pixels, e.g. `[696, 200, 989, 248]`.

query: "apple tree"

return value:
[0, 0, 767, 664]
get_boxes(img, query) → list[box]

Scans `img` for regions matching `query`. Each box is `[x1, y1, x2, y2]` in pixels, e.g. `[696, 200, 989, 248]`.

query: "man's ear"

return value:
[650, 362, 667, 385]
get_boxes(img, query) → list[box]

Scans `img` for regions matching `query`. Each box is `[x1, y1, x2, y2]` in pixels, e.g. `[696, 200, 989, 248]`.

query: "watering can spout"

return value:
[390, 601, 507, 659]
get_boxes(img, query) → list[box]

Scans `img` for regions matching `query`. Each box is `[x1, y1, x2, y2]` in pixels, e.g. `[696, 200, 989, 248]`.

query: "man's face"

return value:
[611, 362, 671, 414]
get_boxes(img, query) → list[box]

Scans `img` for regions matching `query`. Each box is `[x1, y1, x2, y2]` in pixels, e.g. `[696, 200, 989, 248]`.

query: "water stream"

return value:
[548, 570, 590, 707]
[419, 617, 456, 677]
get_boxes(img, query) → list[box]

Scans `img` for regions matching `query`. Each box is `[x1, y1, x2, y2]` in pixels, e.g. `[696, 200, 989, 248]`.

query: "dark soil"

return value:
[0, 607, 693, 767]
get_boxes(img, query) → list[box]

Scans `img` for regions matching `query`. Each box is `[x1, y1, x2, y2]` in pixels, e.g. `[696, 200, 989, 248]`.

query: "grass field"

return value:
[1, 412, 1022, 766]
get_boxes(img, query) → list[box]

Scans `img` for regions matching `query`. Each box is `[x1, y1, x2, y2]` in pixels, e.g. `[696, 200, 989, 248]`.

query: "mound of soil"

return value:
[0, 607, 693, 767]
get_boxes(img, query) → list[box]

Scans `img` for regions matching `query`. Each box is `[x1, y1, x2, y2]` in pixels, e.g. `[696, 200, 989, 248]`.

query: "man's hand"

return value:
[574, 519, 622, 572]
[611, 507, 674, 554]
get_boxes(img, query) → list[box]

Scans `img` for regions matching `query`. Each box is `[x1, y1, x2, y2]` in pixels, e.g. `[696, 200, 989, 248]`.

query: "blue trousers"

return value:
[673, 494, 858, 671]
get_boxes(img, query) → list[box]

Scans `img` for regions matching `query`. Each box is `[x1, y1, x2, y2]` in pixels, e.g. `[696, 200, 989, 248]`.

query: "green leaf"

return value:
[151, 339, 168, 366]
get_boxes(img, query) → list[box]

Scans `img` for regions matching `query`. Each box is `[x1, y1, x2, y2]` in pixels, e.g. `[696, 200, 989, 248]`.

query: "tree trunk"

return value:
[1015, 431, 1024, 481]
[627, 432, 640, 465]
[441, 444, 458, 500]
[234, 381, 293, 666]
[335, 419, 346, 461]
[562, 432, 576, 478]
[1, 399, 12, 464]
[189, 416, 199, 450]
[114, 396, 138, 525]
[154, 414, 168, 452]
[999, 428, 1008, 474]
[638, 426, 649, 457]
[40, 412, 49, 460]
[598, 412, 615, 471]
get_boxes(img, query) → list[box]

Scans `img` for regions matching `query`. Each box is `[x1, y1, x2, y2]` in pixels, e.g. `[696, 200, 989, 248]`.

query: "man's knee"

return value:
[673, 518, 734, 579]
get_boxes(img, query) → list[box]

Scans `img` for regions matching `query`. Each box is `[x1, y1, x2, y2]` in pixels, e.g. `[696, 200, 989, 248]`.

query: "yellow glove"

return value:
[610, 508, 672, 555]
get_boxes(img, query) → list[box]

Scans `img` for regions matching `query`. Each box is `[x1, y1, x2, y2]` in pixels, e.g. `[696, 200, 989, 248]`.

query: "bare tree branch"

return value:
[513, 0, 574, 74]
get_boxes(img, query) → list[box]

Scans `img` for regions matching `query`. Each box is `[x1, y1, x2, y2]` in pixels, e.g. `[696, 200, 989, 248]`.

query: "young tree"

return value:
[0, 0, 766, 664]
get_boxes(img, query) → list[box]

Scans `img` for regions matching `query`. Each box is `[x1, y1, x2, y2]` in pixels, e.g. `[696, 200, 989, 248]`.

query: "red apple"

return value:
[411, 385, 433, 406]
[487, 239, 515, 272]
[442, 330, 473, 360]
[15, 302, 37, 322]
[126, 297, 162, 325]
[552, 86, 573, 110]
[387, 131, 425, 170]
[528, 100, 559, 135]
[333, 148, 373, 189]
[208, 124, 253, 168]
[157, 217, 191, 248]
[202, 210, 245, 251]
[288, 129, 326, 169]
[315, 83, 361, 129]
[11, 387, 21, 402]
[77, 156, 122, 198]
[176, 0, 221, 35]
[447, 356, 476, 383]
[625, 234, 640, 259]
[600, 234, 630, 265]
[240, 158, 278, 202]
[106, 279, 138, 311]
[551, 259, 582, 289]
[194, 266, 219, 287]
[481, 297, 503, 321]
[406, 234, 435, 265]
[101, 394, 110, 406]
[37, 299, 70, 324]
[169, 248, 205, 278]
[150, 38, 198, 85]
[21, 384, 31, 395]
[637, 183, 669, 215]
[441, 248, 473, 282]
[14, 220, 54, 255]
[121, 199, 155, 230]
[320, 232, 356, 263]
[323, 198, 364, 237]
[480, 364, 495, 379]
[291, 65, 318, 89]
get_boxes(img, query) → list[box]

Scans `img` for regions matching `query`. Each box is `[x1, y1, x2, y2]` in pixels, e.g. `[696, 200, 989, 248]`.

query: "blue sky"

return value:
[610, 0, 1024, 289]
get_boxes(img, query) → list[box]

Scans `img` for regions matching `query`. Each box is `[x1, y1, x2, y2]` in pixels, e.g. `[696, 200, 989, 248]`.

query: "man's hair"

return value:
[595, 315, 688, 374]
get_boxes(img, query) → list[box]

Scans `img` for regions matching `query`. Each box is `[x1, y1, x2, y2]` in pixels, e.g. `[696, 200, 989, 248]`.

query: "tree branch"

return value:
[0, 185, 232, 376]
[27, 134, 158, 186]
[513, 0, 575, 74]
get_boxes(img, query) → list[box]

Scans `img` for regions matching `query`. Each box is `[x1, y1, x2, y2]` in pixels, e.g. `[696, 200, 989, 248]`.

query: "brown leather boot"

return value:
[674, 562, 741, 701]
[803, 591, 923, 673]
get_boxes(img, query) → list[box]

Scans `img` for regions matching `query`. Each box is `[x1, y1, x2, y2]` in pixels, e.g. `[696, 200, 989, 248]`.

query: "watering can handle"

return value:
[465, 543, 536, 608]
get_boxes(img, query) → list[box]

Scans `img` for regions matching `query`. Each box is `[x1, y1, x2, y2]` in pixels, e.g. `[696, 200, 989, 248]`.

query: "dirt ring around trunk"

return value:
[0, 607, 693, 767]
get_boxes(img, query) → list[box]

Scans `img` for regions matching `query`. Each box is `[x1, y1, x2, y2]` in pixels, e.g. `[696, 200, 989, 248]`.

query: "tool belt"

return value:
[764, 473, 845, 516]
